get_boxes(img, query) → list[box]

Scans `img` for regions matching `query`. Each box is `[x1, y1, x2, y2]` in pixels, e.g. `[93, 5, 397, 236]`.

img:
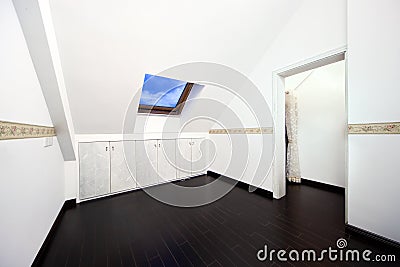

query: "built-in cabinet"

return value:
[135, 139, 177, 187]
[177, 139, 192, 178]
[176, 138, 207, 178]
[79, 138, 206, 201]
[135, 140, 159, 187]
[79, 141, 137, 200]
[157, 139, 177, 184]
[110, 141, 136, 193]
[79, 142, 111, 199]
[191, 139, 208, 176]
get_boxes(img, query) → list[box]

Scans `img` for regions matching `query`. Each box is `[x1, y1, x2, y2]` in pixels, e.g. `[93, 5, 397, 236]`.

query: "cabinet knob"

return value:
[106, 146, 108, 151]
[154, 144, 157, 148]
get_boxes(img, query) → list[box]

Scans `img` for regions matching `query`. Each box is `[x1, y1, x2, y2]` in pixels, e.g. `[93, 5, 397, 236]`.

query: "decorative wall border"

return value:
[348, 122, 400, 135]
[0, 120, 56, 140]
[209, 127, 273, 134]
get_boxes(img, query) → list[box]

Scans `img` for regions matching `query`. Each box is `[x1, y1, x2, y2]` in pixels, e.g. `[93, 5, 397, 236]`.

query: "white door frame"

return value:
[271, 46, 347, 201]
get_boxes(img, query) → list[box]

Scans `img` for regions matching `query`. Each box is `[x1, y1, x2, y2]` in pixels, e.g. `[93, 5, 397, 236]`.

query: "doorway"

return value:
[271, 47, 347, 220]
[284, 60, 346, 187]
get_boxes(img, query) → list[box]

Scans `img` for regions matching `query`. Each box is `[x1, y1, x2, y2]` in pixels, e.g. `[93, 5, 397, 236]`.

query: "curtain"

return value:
[285, 91, 301, 183]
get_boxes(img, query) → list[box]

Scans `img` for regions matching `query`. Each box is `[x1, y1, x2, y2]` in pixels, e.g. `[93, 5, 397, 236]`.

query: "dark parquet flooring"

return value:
[40, 175, 399, 266]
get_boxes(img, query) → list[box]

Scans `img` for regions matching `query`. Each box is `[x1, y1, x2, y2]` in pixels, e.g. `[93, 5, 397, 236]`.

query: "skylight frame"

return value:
[138, 82, 193, 115]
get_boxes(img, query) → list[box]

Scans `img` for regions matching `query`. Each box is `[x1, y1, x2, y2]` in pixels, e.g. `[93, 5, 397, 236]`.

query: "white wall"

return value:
[135, 115, 180, 133]
[0, 1, 65, 266]
[347, 0, 400, 242]
[49, 0, 303, 134]
[285, 61, 346, 187]
[249, 0, 347, 104]
[209, 0, 347, 194]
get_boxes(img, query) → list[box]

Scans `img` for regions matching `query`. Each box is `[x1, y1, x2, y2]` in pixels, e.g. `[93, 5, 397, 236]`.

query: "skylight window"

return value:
[138, 74, 193, 115]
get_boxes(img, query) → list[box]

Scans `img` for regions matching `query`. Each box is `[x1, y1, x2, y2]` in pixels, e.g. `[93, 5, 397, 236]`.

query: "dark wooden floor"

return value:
[40, 175, 399, 266]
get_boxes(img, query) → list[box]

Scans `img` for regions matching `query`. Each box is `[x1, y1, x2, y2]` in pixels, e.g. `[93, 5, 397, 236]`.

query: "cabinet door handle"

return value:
[158, 143, 161, 147]
[106, 146, 108, 151]
[154, 144, 157, 148]
[112, 146, 114, 151]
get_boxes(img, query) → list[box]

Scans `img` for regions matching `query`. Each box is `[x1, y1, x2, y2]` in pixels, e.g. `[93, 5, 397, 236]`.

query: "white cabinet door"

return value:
[136, 140, 158, 187]
[110, 141, 136, 193]
[157, 139, 177, 183]
[209, 134, 233, 178]
[79, 142, 110, 199]
[191, 138, 207, 176]
[176, 139, 192, 179]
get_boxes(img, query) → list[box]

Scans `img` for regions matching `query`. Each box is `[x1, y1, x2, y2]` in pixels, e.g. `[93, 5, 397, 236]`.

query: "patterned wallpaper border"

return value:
[209, 123, 400, 135]
[209, 127, 273, 135]
[0, 120, 56, 140]
[348, 122, 400, 134]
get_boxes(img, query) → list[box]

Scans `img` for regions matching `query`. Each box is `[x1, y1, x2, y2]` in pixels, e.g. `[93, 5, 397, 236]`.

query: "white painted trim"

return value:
[75, 134, 125, 142]
[273, 46, 347, 77]
[271, 46, 347, 200]
[344, 51, 349, 223]
[271, 73, 286, 199]
[75, 139, 83, 203]
[301, 176, 345, 189]
[75, 133, 208, 142]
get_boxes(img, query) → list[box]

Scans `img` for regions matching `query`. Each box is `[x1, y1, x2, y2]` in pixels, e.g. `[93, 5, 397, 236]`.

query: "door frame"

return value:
[271, 46, 348, 214]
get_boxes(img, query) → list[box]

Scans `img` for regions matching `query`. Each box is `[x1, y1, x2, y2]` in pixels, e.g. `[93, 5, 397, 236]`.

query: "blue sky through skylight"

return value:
[139, 74, 187, 108]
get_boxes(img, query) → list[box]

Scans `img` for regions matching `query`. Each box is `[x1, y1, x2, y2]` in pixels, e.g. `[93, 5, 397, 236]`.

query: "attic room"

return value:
[1, 0, 399, 266]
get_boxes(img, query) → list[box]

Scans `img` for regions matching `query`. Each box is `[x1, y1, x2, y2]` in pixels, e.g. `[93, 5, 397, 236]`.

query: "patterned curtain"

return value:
[285, 91, 301, 183]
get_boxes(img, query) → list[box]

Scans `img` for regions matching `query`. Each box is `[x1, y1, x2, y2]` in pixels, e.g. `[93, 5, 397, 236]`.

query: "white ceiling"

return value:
[50, 0, 302, 134]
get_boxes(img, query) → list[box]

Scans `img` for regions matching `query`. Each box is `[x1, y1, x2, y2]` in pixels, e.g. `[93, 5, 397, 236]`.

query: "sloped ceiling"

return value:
[50, 0, 302, 134]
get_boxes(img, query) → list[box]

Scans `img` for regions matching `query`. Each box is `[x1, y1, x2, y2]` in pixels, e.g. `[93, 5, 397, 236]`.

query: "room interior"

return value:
[1, 0, 400, 266]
